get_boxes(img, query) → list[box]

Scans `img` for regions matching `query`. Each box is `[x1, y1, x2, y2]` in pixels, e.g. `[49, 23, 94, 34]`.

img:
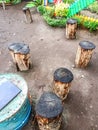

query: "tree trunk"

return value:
[53, 81, 71, 101]
[8, 43, 32, 71]
[9, 51, 31, 71]
[75, 46, 93, 68]
[66, 19, 77, 39]
[36, 114, 62, 130]
[75, 41, 96, 68]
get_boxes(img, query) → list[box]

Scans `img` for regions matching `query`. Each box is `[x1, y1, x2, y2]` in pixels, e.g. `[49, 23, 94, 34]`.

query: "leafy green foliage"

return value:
[37, 5, 46, 15]
[36, 1, 98, 31]
[25, 2, 36, 8]
[43, 15, 67, 27]
[38, 5, 55, 17]
[88, 1, 98, 14]
[25, 0, 42, 8]
[46, 7, 55, 17]
[11, 0, 21, 4]
[0, 0, 21, 4]
[73, 15, 98, 31]
[55, 3, 69, 17]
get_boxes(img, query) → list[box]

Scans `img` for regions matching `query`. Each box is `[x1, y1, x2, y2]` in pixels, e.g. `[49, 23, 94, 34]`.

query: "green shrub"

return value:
[88, 1, 98, 14]
[43, 15, 67, 27]
[25, 0, 42, 8]
[55, 3, 69, 17]
[0, 0, 21, 4]
[73, 15, 98, 31]
[37, 5, 46, 15]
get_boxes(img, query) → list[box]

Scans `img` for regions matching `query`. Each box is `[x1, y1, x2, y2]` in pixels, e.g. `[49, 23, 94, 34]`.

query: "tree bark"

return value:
[8, 43, 32, 71]
[53, 81, 71, 101]
[66, 19, 77, 39]
[75, 46, 94, 68]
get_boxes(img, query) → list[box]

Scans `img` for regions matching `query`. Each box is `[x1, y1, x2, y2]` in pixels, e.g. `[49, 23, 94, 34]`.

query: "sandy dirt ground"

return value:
[0, 2, 98, 130]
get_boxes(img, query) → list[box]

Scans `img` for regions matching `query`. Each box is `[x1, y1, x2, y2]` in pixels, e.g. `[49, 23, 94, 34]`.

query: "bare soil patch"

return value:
[0, 2, 98, 130]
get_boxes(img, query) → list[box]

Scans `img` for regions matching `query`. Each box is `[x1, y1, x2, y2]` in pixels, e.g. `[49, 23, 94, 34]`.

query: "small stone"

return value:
[57, 39, 60, 41]
[89, 105, 93, 109]
[77, 115, 79, 119]
[81, 75, 84, 78]
[13, 33, 16, 36]
[40, 38, 43, 41]
[72, 64, 75, 68]
[95, 125, 98, 128]
[81, 112, 83, 115]
[0, 51, 1, 55]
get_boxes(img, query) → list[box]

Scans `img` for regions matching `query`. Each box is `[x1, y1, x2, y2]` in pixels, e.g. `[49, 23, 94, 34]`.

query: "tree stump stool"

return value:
[53, 68, 74, 101]
[23, 7, 33, 24]
[66, 18, 77, 39]
[8, 43, 31, 71]
[75, 41, 96, 68]
[35, 92, 63, 130]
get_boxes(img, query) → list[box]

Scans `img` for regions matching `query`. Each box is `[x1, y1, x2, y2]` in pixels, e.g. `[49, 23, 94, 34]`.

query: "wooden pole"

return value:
[66, 18, 77, 39]
[75, 41, 96, 68]
[23, 7, 33, 24]
[53, 68, 74, 101]
[8, 43, 32, 71]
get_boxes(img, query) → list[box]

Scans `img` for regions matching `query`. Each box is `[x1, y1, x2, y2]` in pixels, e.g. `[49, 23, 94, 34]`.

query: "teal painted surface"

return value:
[0, 98, 31, 130]
[0, 74, 31, 130]
[68, 0, 95, 17]
[0, 74, 28, 122]
[48, 0, 53, 3]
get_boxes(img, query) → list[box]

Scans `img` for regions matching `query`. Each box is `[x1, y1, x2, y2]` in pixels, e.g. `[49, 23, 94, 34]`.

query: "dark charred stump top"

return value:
[67, 18, 77, 24]
[54, 68, 74, 83]
[23, 7, 29, 13]
[79, 41, 96, 50]
[35, 92, 63, 118]
[8, 43, 30, 54]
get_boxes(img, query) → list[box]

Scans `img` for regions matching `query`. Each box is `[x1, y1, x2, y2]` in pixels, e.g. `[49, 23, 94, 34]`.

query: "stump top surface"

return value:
[35, 92, 63, 118]
[23, 7, 30, 12]
[67, 18, 77, 24]
[54, 68, 74, 83]
[8, 43, 30, 54]
[79, 41, 96, 50]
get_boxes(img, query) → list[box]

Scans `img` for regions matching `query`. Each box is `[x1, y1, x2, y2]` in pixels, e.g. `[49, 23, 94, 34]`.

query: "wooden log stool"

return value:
[53, 68, 74, 101]
[75, 41, 96, 68]
[23, 7, 33, 24]
[8, 43, 32, 71]
[35, 92, 63, 130]
[66, 18, 77, 39]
